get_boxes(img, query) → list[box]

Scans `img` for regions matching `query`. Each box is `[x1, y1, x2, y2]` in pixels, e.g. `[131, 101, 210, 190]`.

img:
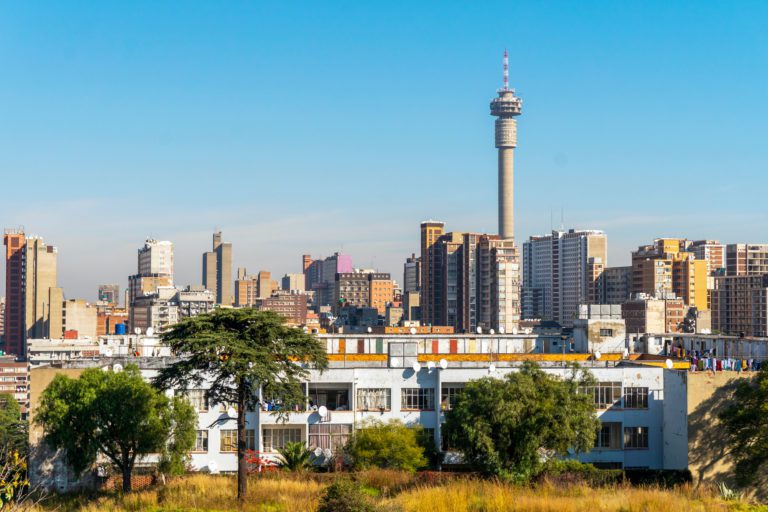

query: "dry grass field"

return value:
[34, 471, 767, 512]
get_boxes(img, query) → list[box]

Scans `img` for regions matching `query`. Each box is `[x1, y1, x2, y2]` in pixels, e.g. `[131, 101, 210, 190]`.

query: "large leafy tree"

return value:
[444, 362, 600, 480]
[35, 365, 196, 492]
[719, 365, 768, 487]
[346, 419, 428, 472]
[0, 396, 27, 458]
[154, 308, 328, 501]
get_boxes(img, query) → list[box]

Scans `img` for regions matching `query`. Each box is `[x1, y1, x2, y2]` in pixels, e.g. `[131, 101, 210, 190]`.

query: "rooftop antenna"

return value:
[560, 208, 564, 231]
[503, 49, 509, 91]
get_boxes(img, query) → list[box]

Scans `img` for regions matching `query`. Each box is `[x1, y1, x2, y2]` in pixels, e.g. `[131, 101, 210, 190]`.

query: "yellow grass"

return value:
[32, 473, 764, 512]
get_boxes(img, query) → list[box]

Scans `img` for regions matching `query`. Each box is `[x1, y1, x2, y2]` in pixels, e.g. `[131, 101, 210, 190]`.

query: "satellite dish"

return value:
[208, 461, 219, 474]
[489, 329, 495, 335]
[489, 364, 496, 373]
[367, 327, 372, 333]
[665, 359, 674, 369]
[498, 326, 505, 334]
[227, 407, 236, 418]
[623, 348, 629, 358]
[134, 328, 142, 335]
[439, 359, 448, 370]
[594, 351, 602, 360]
[412, 362, 421, 372]
[104, 348, 113, 357]
[146, 327, 154, 337]
[112, 363, 123, 373]
[511, 327, 518, 335]
[427, 361, 436, 371]
[390, 357, 401, 367]
[476, 327, 483, 334]
[409, 327, 417, 335]
[318, 405, 328, 417]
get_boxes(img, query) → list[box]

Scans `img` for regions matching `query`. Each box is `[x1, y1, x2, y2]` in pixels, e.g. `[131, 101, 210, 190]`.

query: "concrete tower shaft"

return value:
[490, 52, 522, 241]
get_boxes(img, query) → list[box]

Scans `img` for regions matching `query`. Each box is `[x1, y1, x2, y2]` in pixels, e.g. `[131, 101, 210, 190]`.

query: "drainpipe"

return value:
[435, 363, 442, 471]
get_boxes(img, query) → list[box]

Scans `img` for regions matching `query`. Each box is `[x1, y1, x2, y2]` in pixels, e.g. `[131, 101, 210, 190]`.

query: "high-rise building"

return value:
[0, 296, 4, 343]
[281, 273, 306, 293]
[688, 240, 725, 276]
[333, 272, 393, 316]
[97, 284, 121, 306]
[597, 266, 632, 305]
[24, 237, 62, 341]
[235, 269, 279, 307]
[3, 230, 25, 356]
[420, 221, 446, 327]
[522, 229, 607, 326]
[202, 231, 233, 305]
[62, 299, 98, 339]
[403, 254, 421, 294]
[631, 239, 707, 310]
[128, 239, 175, 330]
[303, 253, 353, 308]
[726, 243, 768, 276]
[490, 49, 522, 241]
[712, 274, 768, 337]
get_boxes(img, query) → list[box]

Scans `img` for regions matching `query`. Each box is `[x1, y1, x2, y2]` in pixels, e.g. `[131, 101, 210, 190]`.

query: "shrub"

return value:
[277, 441, 313, 472]
[535, 459, 623, 487]
[317, 479, 377, 512]
[346, 420, 427, 472]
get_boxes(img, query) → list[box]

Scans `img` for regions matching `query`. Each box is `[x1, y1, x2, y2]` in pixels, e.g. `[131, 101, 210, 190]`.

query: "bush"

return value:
[623, 469, 692, 487]
[317, 479, 377, 512]
[535, 459, 624, 487]
[277, 441, 314, 472]
[346, 420, 427, 472]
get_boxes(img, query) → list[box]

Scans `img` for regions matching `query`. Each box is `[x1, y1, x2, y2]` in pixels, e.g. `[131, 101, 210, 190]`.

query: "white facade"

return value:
[137, 239, 174, 279]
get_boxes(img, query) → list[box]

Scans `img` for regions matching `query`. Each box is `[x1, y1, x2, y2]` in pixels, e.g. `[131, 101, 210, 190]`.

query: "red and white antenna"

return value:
[503, 49, 509, 90]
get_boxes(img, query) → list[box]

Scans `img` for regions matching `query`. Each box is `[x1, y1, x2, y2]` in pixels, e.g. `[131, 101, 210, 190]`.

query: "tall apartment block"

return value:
[403, 254, 421, 294]
[726, 243, 768, 276]
[597, 266, 632, 305]
[522, 229, 607, 326]
[631, 239, 708, 310]
[24, 237, 62, 341]
[303, 253, 353, 308]
[712, 274, 768, 336]
[688, 240, 725, 276]
[3, 230, 25, 356]
[128, 239, 174, 329]
[235, 269, 279, 307]
[281, 273, 306, 293]
[202, 231, 233, 306]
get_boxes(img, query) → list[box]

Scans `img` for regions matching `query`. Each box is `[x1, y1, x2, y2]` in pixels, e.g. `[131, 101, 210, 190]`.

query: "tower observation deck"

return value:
[490, 50, 522, 241]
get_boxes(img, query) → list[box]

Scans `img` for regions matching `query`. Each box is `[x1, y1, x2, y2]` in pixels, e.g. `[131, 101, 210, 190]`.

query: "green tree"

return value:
[346, 419, 428, 472]
[444, 362, 600, 480]
[277, 441, 313, 472]
[719, 365, 768, 487]
[317, 479, 376, 512]
[154, 308, 328, 501]
[0, 396, 27, 458]
[35, 365, 196, 492]
[158, 396, 198, 477]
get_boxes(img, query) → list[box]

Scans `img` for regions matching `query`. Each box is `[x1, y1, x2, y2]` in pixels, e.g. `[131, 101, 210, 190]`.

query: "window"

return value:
[624, 426, 649, 449]
[595, 422, 622, 450]
[583, 382, 622, 409]
[182, 389, 208, 412]
[195, 430, 209, 452]
[356, 388, 391, 411]
[401, 388, 435, 410]
[220, 429, 256, 452]
[308, 387, 350, 411]
[441, 385, 464, 411]
[262, 427, 301, 452]
[308, 424, 351, 452]
[220, 430, 237, 452]
[599, 328, 614, 337]
[624, 387, 649, 409]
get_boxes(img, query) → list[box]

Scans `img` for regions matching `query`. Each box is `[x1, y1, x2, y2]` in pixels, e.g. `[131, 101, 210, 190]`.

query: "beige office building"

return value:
[24, 237, 61, 340]
[202, 231, 233, 305]
[62, 299, 98, 339]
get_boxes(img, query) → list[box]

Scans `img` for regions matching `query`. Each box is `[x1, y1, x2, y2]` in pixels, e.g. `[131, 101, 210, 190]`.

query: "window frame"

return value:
[401, 387, 435, 411]
[356, 388, 391, 411]
[623, 387, 649, 409]
[262, 427, 302, 452]
[623, 426, 649, 450]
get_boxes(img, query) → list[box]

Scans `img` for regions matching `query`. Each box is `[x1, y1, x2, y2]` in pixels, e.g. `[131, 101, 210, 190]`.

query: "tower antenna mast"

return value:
[503, 49, 509, 90]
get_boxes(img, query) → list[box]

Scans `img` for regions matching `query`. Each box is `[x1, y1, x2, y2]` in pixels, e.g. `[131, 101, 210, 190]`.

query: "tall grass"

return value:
[31, 473, 763, 511]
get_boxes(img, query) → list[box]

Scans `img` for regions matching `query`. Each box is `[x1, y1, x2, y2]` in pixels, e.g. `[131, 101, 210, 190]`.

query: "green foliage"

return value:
[0, 396, 27, 458]
[154, 308, 328, 499]
[0, 450, 28, 507]
[277, 441, 313, 472]
[719, 365, 768, 487]
[158, 396, 198, 476]
[535, 459, 623, 487]
[346, 420, 427, 472]
[317, 479, 376, 512]
[444, 362, 601, 480]
[35, 364, 195, 492]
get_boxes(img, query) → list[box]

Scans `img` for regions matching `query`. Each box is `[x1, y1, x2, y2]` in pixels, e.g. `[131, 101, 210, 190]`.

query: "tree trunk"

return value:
[122, 461, 132, 493]
[237, 378, 247, 502]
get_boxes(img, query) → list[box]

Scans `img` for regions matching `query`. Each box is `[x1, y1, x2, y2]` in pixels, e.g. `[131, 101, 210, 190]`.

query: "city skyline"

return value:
[2, 1, 768, 299]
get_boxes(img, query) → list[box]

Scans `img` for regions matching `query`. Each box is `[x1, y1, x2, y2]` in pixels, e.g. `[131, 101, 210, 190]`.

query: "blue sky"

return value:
[1, 1, 767, 300]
